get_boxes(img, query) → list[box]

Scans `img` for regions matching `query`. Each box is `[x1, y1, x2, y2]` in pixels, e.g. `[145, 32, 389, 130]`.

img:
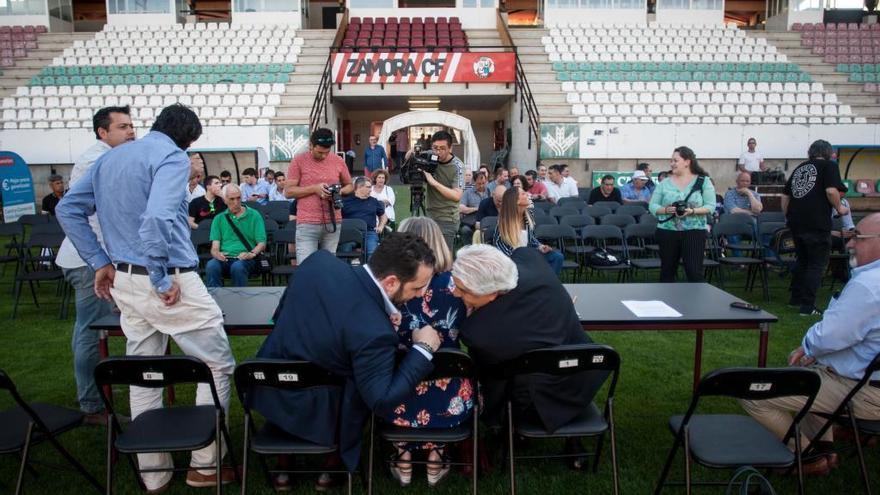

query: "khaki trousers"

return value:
[741, 365, 880, 449]
[110, 269, 236, 490]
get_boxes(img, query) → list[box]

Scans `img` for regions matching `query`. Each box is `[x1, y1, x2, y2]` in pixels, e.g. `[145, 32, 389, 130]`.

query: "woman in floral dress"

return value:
[382, 216, 474, 487]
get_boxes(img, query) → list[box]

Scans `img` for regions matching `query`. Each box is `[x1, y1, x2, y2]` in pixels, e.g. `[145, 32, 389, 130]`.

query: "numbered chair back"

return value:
[234, 359, 345, 409]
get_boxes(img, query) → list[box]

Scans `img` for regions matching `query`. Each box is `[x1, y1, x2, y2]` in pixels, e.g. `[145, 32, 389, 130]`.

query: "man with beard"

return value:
[252, 233, 441, 488]
[741, 213, 880, 476]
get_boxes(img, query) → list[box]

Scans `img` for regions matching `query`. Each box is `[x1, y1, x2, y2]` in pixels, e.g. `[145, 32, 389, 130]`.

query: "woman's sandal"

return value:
[389, 448, 412, 487]
[426, 447, 451, 487]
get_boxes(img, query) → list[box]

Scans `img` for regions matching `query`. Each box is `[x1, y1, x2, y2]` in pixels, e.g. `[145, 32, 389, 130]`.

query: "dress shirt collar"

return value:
[852, 257, 880, 278]
[363, 264, 401, 317]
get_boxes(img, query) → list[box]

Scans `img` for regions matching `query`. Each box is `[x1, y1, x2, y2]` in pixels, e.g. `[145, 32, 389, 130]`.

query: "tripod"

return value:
[410, 185, 426, 217]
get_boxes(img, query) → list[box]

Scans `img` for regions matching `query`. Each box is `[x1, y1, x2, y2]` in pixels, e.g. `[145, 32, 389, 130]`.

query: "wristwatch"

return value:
[413, 342, 435, 355]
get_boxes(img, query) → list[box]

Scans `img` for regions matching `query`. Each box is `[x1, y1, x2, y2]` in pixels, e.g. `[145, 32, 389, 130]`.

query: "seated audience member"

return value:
[268, 172, 291, 202]
[219, 170, 232, 186]
[260, 169, 276, 187]
[587, 174, 623, 205]
[560, 164, 578, 187]
[487, 166, 509, 195]
[252, 234, 440, 488]
[206, 184, 267, 287]
[370, 169, 396, 230]
[524, 170, 548, 201]
[42, 174, 65, 215]
[620, 170, 653, 203]
[537, 163, 548, 182]
[341, 176, 387, 260]
[383, 217, 473, 487]
[657, 170, 669, 182]
[463, 169, 474, 191]
[240, 167, 270, 206]
[188, 175, 227, 229]
[636, 162, 656, 192]
[451, 244, 605, 467]
[478, 164, 491, 181]
[509, 166, 520, 183]
[493, 187, 563, 275]
[460, 171, 490, 244]
[741, 213, 880, 475]
[476, 184, 506, 232]
[186, 155, 206, 203]
[546, 164, 579, 203]
[723, 172, 763, 216]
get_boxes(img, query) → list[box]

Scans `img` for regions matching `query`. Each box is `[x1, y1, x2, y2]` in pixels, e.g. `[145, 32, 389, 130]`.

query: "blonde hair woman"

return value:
[382, 217, 473, 488]
[493, 186, 564, 275]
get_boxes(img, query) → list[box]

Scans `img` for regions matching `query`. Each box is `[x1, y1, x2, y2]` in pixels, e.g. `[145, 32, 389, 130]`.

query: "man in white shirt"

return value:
[268, 171, 292, 202]
[55, 105, 135, 423]
[737, 137, 766, 173]
[560, 163, 578, 187]
[545, 164, 579, 203]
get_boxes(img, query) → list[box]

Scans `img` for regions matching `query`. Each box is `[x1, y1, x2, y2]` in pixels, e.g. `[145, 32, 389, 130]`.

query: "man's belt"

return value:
[116, 263, 198, 276]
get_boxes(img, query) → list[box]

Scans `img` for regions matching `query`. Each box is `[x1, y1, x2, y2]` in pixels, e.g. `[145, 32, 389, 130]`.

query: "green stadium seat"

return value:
[696, 62, 711, 72]
[693, 71, 705, 82]
[97, 75, 110, 85]
[625, 72, 639, 82]
[153, 74, 166, 84]
[119, 66, 132, 75]
[123, 74, 137, 84]
[110, 75, 124, 85]
[276, 73, 289, 83]
[106, 66, 119, 75]
[165, 74, 179, 84]
[719, 72, 733, 82]
[865, 73, 878, 83]
[710, 63, 722, 72]
[758, 72, 772, 82]
[706, 72, 719, 82]
[619, 62, 632, 72]
[146, 65, 159, 74]
[137, 74, 151, 84]
[785, 72, 800, 82]
[171, 65, 187, 74]
[282, 63, 294, 73]
[556, 72, 569, 81]
[611, 72, 624, 81]
[69, 75, 83, 85]
[772, 72, 785, 83]
[192, 74, 206, 84]
[56, 76, 69, 85]
[850, 73, 864, 82]
[593, 62, 606, 71]
[565, 62, 578, 71]
[179, 74, 192, 84]
[132, 65, 146, 75]
[646, 62, 659, 72]
[837, 63, 849, 72]
[748, 62, 761, 72]
[658, 62, 671, 72]
[632, 62, 645, 71]
[875, 179, 880, 193]
[552, 61, 564, 71]
[29, 76, 42, 85]
[83, 75, 96, 85]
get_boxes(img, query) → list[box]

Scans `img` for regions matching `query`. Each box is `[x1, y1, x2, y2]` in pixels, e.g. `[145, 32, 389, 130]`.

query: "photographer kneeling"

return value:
[649, 146, 716, 283]
[285, 128, 353, 265]
[406, 131, 464, 251]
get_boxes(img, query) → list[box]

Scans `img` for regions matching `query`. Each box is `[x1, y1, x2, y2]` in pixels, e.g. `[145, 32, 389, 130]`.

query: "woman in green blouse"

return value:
[649, 146, 717, 282]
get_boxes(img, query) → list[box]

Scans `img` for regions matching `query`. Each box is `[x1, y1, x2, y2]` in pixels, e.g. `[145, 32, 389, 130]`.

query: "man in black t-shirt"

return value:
[41, 174, 65, 215]
[587, 174, 623, 205]
[188, 175, 227, 229]
[783, 139, 848, 316]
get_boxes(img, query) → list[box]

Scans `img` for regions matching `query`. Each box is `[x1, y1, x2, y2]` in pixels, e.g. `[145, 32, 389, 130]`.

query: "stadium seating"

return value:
[340, 17, 469, 52]
[798, 22, 880, 65]
[0, 23, 302, 129]
[542, 23, 854, 123]
[0, 25, 46, 68]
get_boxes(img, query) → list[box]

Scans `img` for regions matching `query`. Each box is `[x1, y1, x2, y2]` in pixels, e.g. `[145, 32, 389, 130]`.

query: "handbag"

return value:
[725, 466, 776, 495]
[588, 248, 622, 267]
[224, 213, 272, 274]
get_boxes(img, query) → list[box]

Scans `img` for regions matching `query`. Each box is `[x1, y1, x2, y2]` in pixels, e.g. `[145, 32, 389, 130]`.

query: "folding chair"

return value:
[478, 216, 498, 245]
[712, 222, 769, 301]
[0, 221, 23, 281]
[0, 369, 103, 495]
[367, 349, 479, 495]
[336, 218, 367, 264]
[269, 228, 296, 286]
[234, 359, 350, 495]
[94, 356, 240, 495]
[581, 225, 629, 282]
[654, 367, 821, 495]
[803, 353, 880, 495]
[12, 231, 68, 319]
[593, 201, 621, 212]
[534, 224, 580, 281]
[504, 344, 621, 495]
[623, 223, 661, 280]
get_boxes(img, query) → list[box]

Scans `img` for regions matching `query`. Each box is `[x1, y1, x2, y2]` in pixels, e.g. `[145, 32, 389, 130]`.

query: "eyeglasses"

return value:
[852, 230, 880, 241]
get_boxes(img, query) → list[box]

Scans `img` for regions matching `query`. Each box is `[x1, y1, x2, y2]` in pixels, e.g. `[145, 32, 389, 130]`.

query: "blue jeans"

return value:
[63, 266, 113, 414]
[205, 258, 255, 287]
[544, 249, 564, 276]
[339, 230, 379, 260]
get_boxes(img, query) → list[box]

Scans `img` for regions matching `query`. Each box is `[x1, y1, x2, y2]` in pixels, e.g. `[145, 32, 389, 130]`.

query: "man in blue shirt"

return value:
[620, 170, 653, 203]
[341, 176, 387, 260]
[363, 135, 387, 175]
[240, 167, 270, 205]
[723, 172, 763, 216]
[56, 104, 236, 492]
[741, 213, 880, 475]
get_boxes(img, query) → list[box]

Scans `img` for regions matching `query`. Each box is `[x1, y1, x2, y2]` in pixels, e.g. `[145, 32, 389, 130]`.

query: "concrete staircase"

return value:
[466, 29, 505, 51]
[749, 30, 880, 123]
[272, 29, 336, 125]
[0, 32, 93, 97]
[509, 27, 575, 123]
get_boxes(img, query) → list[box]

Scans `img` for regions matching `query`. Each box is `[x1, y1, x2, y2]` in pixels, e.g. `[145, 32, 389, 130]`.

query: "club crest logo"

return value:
[473, 57, 495, 79]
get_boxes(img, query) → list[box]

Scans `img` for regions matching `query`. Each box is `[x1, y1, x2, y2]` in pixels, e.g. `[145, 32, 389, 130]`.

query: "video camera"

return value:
[399, 146, 440, 185]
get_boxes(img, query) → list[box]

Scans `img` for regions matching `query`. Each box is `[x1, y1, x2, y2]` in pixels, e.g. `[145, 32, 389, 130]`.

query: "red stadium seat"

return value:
[34, 25, 47, 33]
[792, 23, 803, 31]
[350, 17, 361, 24]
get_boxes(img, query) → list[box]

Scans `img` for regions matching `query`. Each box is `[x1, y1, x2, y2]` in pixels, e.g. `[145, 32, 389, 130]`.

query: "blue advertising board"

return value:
[0, 151, 36, 223]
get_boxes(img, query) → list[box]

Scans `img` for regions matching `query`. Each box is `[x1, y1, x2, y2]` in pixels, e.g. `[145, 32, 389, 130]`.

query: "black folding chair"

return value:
[336, 218, 367, 264]
[583, 205, 612, 222]
[803, 353, 880, 495]
[366, 349, 479, 494]
[581, 225, 629, 282]
[549, 206, 580, 222]
[234, 359, 350, 495]
[265, 201, 292, 227]
[594, 201, 621, 212]
[534, 214, 558, 226]
[269, 229, 297, 286]
[12, 231, 68, 319]
[0, 369, 103, 495]
[654, 367, 821, 495]
[94, 356, 239, 495]
[617, 204, 648, 219]
[478, 216, 498, 245]
[712, 222, 769, 302]
[534, 224, 580, 280]
[0, 221, 23, 281]
[557, 197, 586, 210]
[504, 344, 621, 495]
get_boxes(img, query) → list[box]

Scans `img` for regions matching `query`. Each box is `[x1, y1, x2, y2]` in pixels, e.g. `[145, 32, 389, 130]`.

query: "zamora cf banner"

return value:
[332, 52, 516, 84]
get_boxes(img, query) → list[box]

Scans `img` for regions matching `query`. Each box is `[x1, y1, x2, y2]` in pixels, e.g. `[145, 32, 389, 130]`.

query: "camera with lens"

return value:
[399, 146, 440, 185]
[671, 200, 689, 216]
[326, 183, 344, 210]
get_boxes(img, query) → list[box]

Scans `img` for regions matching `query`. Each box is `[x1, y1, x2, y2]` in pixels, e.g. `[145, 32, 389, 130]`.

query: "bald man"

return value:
[206, 184, 267, 287]
[741, 212, 880, 475]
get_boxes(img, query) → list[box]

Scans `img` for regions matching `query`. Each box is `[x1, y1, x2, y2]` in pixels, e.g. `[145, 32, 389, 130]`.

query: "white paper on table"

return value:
[621, 300, 683, 318]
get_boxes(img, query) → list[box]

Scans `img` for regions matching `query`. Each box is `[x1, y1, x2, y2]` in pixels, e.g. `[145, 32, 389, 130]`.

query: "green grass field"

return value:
[1, 187, 877, 494]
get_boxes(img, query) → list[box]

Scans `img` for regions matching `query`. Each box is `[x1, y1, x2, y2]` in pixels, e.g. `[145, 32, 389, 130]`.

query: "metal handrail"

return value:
[497, 13, 541, 153]
[309, 53, 333, 130]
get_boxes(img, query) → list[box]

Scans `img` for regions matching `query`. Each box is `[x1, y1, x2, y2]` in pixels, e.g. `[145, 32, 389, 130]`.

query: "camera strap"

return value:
[658, 175, 705, 223]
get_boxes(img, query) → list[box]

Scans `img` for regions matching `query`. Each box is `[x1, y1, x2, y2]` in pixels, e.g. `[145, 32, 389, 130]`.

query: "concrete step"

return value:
[287, 73, 323, 84]
[519, 54, 550, 64]
[515, 46, 547, 55]
[275, 105, 313, 118]
[509, 28, 548, 39]
[529, 82, 566, 92]
[280, 95, 317, 105]
[271, 117, 311, 125]
[298, 29, 337, 40]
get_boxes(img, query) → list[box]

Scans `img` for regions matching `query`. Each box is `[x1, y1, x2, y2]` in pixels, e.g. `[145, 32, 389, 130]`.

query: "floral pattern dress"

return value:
[383, 271, 475, 451]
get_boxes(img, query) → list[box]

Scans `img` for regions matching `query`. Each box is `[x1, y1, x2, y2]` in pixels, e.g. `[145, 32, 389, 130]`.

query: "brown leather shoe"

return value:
[81, 412, 108, 427]
[834, 426, 879, 448]
[776, 456, 830, 477]
[185, 466, 238, 488]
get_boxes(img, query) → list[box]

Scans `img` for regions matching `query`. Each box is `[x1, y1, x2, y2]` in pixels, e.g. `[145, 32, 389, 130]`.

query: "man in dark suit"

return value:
[253, 233, 441, 483]
[451, 245, 605, 462]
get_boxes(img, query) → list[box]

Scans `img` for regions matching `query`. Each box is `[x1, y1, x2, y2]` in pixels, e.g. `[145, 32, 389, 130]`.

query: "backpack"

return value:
[770, 226, 796, 256]
[588, 248, 623, 267]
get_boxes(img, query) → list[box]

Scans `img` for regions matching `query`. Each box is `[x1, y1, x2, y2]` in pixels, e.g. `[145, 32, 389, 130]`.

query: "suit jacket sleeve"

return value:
[347, 315, 433, 416]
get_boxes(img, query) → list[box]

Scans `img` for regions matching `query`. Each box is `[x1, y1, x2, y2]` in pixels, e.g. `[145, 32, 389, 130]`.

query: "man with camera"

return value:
[420, 130, 464, 251]
[285, 128, 353, 265]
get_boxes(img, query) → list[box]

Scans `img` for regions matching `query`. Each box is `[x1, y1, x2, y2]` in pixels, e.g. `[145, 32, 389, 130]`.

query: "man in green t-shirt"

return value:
[206, 184, 267, 287]
[422, 130, 464, 251]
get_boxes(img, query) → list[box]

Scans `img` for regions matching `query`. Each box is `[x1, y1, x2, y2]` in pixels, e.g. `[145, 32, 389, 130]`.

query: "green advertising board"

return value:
[591, 170, 657, 188]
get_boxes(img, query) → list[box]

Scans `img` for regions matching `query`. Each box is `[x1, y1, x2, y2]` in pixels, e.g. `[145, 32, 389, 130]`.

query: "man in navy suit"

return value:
[253, 232, 441, 485]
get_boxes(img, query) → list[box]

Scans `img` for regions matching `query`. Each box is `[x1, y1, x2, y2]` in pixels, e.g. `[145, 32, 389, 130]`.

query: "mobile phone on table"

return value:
[730, 301, 761, 311]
